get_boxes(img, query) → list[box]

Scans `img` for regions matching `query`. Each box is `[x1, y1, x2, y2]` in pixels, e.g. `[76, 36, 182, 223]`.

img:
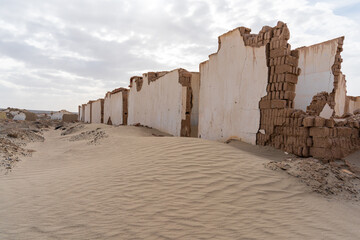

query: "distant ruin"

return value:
[78, 21, 360, 160]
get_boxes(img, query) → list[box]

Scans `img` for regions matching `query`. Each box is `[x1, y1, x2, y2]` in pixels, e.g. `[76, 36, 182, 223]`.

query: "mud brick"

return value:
[298, 127, 309, 137]
[275, 91, 280, 99]
[302, 147, 309, 157]
[266, 84, 271, 92]
[351, 128, 359, 138]
[306, 137, 313, 147]
[278, 91, 284, 99]
[325, 119, 335, 128]
[271, 83, 275, 91]
[309, 127, 329, 137]
[314, 116, 326, 127]
[259, 99, 271, 109]
[284, 73, 298, 84]
[330, 128, 337, 137]
[310, 147, 332, 160]
[270, 66, 275, 75]
[271, 100, 286, 109]
[313, 137, 332, 148]
[303, 116, 315, 127]
[337, 127, 352, 137]
[277, 74, 284, 82]
[284, 91, 296, 100]
[270, 47, 290, 58]
[275, 65, 293, 74]
[285, 55, 298, 66]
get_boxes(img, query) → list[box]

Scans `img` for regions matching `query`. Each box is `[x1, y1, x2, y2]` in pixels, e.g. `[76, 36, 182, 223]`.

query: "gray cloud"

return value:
[0, 0, 359, 111]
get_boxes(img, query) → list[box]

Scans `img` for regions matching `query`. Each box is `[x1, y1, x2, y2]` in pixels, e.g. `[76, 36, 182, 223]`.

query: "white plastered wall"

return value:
[198, 29, 268, 144]
[104, 91, 124, 125]
[334, 73, 347, 116]
[91, 100, 102, 124]
[294, 39, 338, 111]
[128, 69, 188, 136]
[348, 97, 360, 114]
[84, 104, 91, 123]
[51, 112, 63, 120]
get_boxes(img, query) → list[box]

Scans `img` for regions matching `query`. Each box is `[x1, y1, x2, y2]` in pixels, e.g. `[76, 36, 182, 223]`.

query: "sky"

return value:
[0, 0, 359, 112]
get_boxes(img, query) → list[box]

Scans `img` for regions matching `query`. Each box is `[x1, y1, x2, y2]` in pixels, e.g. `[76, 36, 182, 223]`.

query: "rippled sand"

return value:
[0, 124, 359, 239]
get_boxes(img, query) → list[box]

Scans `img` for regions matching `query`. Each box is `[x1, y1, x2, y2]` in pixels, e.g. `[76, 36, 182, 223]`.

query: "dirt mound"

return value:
[0, 138, 34, 173]
[69, 128, 107, 144]
[60, 123, 84, 136]
[265, 158, 360, 200]
[0, 119, 53, 173]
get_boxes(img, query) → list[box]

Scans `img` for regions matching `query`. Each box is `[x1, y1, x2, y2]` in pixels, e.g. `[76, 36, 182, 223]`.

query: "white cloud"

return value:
[0, 0, 359, 111]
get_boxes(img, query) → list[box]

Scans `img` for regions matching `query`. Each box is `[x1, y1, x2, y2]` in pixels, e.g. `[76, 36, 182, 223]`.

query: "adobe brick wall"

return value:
[254, 21, 359, 161]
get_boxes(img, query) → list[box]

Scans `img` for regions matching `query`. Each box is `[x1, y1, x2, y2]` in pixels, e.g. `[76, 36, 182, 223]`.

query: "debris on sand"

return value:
[60, 123, 84, 136]
[0, 119, 51, 173]
[265, 158, 360, 200]
[69, 128, 107, 145]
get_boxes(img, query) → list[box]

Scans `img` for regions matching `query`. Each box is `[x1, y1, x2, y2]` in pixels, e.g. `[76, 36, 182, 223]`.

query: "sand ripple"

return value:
[0, 125, 359, 239]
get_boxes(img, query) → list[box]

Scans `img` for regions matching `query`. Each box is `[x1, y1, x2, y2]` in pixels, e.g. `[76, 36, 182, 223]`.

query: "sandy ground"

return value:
[0, 123, 360, 239]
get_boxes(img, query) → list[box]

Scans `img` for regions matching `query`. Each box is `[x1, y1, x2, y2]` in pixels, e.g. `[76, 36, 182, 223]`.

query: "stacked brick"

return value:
[246, 21, 360, 161]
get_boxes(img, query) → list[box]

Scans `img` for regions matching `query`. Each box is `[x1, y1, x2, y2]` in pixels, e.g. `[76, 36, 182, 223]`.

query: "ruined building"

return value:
[78, 21, 360, 160]
[199, 21, 359, 160]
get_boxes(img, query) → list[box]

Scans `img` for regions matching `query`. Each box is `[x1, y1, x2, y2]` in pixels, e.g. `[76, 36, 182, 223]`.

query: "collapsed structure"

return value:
[78, 21, 360, 160]
[51, 110, 78, 122]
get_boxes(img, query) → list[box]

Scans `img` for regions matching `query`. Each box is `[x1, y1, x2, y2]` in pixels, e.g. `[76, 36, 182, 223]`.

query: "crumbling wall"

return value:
[128, 69, 199, 137]
[84, 103, 92, 123]
[198, 27, 269, 144]
[91, 99, 104, 124]
[253, 22, 359, 161]
[104, 88, 128, 125]
[294, 38, 339, 111]
[347, 96, 360, 114]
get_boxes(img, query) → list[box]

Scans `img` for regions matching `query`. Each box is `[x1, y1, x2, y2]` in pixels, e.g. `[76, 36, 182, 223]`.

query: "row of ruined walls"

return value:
[78, 21, 359, 160]
[250, 22, 359, 161]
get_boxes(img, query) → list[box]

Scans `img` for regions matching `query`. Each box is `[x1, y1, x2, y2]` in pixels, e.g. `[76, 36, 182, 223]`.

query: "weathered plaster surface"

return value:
[190, 73, 200, 137]
[334, 73, 347, 116]
[347, 96, 360, 114]
[128, 69, 198, 137]
[84, 104, 91, 123]
[294, 39, 339, 111]
[91, 99, 103, 124]
[198, 29, 268, 144]
[104, 91, 124, 125]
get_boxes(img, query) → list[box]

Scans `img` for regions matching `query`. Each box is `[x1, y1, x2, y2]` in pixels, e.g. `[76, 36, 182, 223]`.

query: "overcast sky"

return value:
[0, 0, 359, 112]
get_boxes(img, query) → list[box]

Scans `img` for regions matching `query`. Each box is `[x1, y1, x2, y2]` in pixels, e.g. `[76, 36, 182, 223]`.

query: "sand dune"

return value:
[0, 124, 359, 239]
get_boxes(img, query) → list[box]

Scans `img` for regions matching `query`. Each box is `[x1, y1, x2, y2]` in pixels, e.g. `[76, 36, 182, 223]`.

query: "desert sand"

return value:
[0, 123, 360, 239]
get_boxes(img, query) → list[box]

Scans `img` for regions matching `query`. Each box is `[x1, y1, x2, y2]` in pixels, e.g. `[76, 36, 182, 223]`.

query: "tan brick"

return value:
[271, 100, 287, 109]
[284, 73, 297, 84]
[275, 65, 293, 74]
[259, 100, 271, 109]
[313, 137, 332, 148]
[325, 119, 335, 128]
[314, 116, 326, 127]
[310, 147, 333, 160]
[309, 127, 330, 137]
[303, 116, 315, 127]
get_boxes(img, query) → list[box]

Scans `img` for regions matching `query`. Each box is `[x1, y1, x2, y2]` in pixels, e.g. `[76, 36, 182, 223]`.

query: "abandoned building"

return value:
[78, 21, 359, 160]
